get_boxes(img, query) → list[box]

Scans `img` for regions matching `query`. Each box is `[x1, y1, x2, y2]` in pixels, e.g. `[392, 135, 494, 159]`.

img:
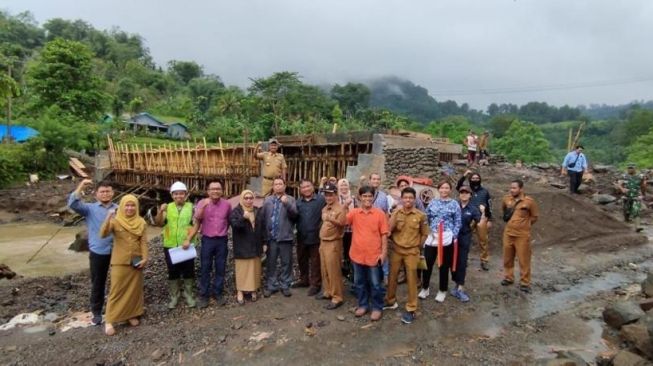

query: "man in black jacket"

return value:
[457, 170, 493, 271]
[294, 179, 326, 296]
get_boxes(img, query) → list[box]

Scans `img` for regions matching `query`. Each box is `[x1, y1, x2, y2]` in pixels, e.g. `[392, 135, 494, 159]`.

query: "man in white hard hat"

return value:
[155, 181, 197, 308]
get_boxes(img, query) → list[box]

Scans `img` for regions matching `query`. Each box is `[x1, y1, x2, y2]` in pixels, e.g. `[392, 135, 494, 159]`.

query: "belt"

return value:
[263, 176, 275, 180]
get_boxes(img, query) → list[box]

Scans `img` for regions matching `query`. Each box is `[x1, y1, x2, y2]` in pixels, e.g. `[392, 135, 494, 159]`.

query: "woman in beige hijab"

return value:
[100, 194, 148, 336]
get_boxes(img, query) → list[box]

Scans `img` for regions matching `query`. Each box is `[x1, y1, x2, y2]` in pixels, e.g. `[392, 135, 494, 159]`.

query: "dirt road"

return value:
[0, 165, 651, 365]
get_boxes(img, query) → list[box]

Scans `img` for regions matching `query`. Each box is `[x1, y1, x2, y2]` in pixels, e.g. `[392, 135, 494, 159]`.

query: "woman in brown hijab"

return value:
[100, 194, 148, 336]
[229, 190, 265, 304]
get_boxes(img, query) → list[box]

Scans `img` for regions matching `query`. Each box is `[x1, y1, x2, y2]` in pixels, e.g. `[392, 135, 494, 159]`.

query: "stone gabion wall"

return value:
[383, 147, 440, 186]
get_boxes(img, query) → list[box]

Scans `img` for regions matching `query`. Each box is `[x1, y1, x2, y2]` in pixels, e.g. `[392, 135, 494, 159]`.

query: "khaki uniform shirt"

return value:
[320, 202, 347, 241]
[502, 194, 539, 237]
[257, 151, 287, 179]
[390, 207, 429, 249]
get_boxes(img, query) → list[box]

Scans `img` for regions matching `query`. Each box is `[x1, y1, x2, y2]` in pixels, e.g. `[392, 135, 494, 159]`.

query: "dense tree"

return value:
[488, 114, 518, 138]
[168, 60, 203, 85]
[27, 38, 107, 120]
[331, 82, 370, 117]
[424, 115, 473, 143]
[625, 125, 653, 168]
[493, 120, 553, 163]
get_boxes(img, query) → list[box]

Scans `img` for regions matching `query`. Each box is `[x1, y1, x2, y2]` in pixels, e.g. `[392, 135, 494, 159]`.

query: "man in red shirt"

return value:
[347, 185, 389, 321]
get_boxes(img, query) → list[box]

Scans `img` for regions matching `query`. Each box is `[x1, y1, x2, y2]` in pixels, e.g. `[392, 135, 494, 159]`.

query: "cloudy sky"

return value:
[3, 0, 652, 109]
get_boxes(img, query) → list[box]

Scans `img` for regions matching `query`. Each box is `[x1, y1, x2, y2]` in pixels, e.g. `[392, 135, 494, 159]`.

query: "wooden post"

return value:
[219, 137, 226, 175]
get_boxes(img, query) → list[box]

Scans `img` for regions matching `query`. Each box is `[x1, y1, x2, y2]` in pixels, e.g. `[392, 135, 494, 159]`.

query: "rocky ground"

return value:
[1, 163, 653, 365]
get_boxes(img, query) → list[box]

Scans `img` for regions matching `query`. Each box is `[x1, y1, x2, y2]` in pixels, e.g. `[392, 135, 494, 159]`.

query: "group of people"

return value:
[69, 164, 541, 335]
[561, 145, 647, 232]
[464, 130, 490, 166]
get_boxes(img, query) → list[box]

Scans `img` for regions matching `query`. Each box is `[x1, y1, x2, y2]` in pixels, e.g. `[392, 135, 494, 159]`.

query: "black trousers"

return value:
[164, 248, 195, 280]
[296, 242, 321, 288]
[453, 233, 472, 286]
[422, 244, 454, 292]
[342, 232, 353, 279]
[89, 251, 111, 317]
[569, 171, 583, 194]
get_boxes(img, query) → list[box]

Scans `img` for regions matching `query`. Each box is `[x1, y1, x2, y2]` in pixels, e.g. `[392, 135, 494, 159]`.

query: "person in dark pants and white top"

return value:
[561, 145, 588, 194]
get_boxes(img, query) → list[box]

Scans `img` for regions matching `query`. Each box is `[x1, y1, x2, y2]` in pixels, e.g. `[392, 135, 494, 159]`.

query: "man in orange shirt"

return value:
[347, 185, 389, 321]
[501, 179, 539, 294]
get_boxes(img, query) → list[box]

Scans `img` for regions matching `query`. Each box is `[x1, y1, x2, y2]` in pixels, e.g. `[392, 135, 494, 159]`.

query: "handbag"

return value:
[567, 153, 581, 169]
[502, 199, 522, 223]
[418, 255, 427, 270]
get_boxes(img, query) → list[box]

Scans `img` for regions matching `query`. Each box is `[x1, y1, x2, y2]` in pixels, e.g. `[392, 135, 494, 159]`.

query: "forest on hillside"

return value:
[1, 11, 652, 187]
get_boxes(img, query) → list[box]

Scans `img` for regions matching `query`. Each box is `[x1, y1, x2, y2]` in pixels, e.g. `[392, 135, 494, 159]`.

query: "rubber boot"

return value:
[183, 278, 197, 308]
[167, 280, 180, 309]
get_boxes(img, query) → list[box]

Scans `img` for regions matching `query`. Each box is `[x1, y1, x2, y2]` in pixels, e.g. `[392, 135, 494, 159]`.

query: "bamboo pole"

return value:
[203, 137, 209, 175]
[219, 137, 226, 175]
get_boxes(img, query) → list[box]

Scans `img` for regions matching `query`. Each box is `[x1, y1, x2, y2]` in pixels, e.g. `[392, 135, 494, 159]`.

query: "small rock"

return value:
[336, 315, 345, 321]
[603, 302, 645, 329]
[593, 194, 617, 205]
[151, 349, 163, 361]
[577, 183, 590, 193]
[642, 273, 653, 297]
[640, 299, 653, 312]
[5, 345, 17, 352]
[552, 284, 569, 292]
[612, 350, 649, 366]
[231, 322, 243, 330]
[593, 165, 613, 173]
[316, 320, 328, 327]
[620, 323, 653, 358]
[595, 351, 615, 366]
[44, 313, 60, 322]
[218, 335, 227, 343]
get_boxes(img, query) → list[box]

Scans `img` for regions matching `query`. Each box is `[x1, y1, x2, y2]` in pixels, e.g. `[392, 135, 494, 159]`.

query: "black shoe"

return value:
[291, 281, 309, 288]
[91, 314, 102, 326]
[500, 279, 514, 286]
[519, 285, 532, 294]
[325, 301, 343, 310]
[307, 287, 320, 296]
[216, 296, 227, 306]
[198, 297, 209, 308]
[481, 262, 489, 271]
[263, 289, 273, 298]
[281, 288, 292, 297]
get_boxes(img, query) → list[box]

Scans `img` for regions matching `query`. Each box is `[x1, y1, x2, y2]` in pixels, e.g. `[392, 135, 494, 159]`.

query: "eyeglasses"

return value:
[243, 196, 254, 200]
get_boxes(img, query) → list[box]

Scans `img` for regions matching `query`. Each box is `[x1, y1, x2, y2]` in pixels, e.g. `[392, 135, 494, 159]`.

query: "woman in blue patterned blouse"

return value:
[419, 181, 462, 303]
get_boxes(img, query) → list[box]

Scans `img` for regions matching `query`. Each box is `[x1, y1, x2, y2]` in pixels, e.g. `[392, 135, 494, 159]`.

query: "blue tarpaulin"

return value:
[0, 125, 39, 142]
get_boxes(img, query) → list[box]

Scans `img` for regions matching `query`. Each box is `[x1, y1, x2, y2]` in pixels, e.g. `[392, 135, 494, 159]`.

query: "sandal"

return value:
[128, 318, 140, 327]
[104, 323, 115, 336]
[237, 291, 245, 305]
[250, 292, 258, 302]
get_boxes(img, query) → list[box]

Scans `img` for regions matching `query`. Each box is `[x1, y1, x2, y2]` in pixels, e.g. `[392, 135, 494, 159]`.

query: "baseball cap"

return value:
[322, 182, 338, 193]
[458, 184, 472, 193]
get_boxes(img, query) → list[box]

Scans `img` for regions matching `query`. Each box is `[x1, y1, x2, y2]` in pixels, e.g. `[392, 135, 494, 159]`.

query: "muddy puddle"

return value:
[0, 223, 161, 277]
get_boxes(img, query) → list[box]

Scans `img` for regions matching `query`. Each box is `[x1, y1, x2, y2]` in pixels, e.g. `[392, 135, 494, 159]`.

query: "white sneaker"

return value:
[435, 291, 446, 303]
[418, 288, 430, 299]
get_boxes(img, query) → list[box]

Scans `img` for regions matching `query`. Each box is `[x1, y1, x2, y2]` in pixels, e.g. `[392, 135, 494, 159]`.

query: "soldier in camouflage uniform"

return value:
[618, 163, 647, 232]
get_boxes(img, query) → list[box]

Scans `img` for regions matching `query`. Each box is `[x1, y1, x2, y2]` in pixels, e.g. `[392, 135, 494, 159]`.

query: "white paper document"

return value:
[168, 245, 197, 264]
